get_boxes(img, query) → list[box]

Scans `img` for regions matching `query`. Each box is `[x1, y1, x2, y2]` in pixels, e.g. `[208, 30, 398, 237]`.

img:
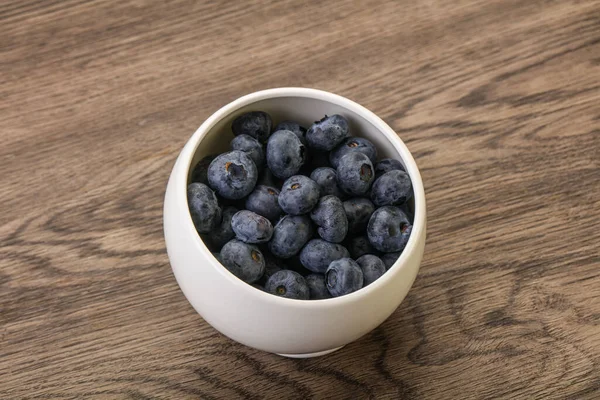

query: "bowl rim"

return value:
[174, 87, 426, 308]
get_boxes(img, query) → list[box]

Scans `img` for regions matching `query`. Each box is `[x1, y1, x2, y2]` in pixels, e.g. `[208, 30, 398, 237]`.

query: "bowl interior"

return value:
[187, 96, 414, 215]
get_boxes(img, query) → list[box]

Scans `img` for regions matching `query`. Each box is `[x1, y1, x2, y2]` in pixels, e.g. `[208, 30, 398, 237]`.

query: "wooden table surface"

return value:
[2, 0, 600, 398]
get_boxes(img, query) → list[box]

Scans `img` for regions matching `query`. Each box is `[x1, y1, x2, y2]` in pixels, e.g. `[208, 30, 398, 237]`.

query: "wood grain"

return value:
[2, 0, 599, 398]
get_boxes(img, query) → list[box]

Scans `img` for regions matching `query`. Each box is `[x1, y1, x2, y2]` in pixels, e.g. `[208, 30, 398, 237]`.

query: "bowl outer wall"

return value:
[163, 88, 426, 355]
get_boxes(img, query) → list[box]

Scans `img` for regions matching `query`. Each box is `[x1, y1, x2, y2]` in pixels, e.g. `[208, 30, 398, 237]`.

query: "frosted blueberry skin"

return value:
[326, 258, 363, 297]
[336, 152, 374, 196]
[231, 210, 274, 244]
[187, 182, 222, 234]
[356, 254, 386, 286]
[306, 114, 349, 151]
[207, 150, 258, 200]
[245, 185, 283, 222]
[232, 111, 272, 143]
[231, 134, 265, 171]
[266, 130, 306, 179]
[299, 239, 351, 274]
[310, 195, 348, 243]
[278, 175, 320, 215]
[268, 215, 314, 259]
[367, 206, 412, 252]
[220, 239, 266, 283]
[371, 170, 413, 207]
[330, 137, 378, 169]
[265, 270, 310, 300]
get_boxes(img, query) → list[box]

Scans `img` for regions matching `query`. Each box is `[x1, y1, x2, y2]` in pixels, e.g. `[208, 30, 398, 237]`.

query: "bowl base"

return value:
[276, 346, 344, 358]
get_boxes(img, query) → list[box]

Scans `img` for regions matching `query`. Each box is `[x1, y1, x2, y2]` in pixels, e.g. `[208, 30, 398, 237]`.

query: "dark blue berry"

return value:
[245, 185, 283, 222]
[274, 121, 307, 145]
[299, 239, 350, 273]
[207, 206, 237, 250]
[208, 150, 258, 200]
[232, 111, 272, 143]
[187, 182, 222, 234]
[347, 235, 376, 259]
[278, 175, 320, 215]
[336, 152, 374, 196]
[310, 167, 345, 198]
[266, 130, 306, 179]
[231, 134, 265, 171]
[231, 210, 273, 244]
[371, 170, 413, 206]
[356, 254, 386, 286]
[326, 258, 363, 297]
[343, 197, 375, 234]
[220, 239, 265, 283]
[268, 215, 313, 259]
[374, 158, 405, 178]
[367, 206, 412, 252]
[310, 195, 348, 243]
[190, 154, 217, 184]
[265, 270, 309, 300]
[305, 274, 331, 299]
[306, 114, 349, 151]
[381, 252, 401, 270]
[330, 137, 378, 169]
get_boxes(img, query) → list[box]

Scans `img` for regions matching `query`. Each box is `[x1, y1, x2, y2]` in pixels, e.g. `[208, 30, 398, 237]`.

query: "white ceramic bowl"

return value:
[163, 88, 426, 358]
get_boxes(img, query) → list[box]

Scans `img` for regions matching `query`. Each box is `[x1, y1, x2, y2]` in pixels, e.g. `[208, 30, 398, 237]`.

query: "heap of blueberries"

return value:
[187, 111, 413, 300]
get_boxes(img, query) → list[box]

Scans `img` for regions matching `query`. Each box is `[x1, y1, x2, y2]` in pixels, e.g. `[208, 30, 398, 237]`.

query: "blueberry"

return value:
[305, 274, 331, 299]
[208, 150, 258, 200]
[343, 197, 375, 234]
[356, 254, 386, 286]
[207, 206, 237, 250]
[231, 134, 265, 171]
[330, 137, 378, 169]
[367, 206, 412, 252]
[190, 154, 217, 184]
[310, 195, 348, 243]
[374, 158, 405, 178]
[371, 170, 413, 206]
[274, 121, 307, 145]
[266, 130, 306, 179]
[310, 167, 345, 198]
[232, 111, 272, 143]
[347, 235, 375, 259]
[326, 258, 363, 297]
[299, 239, 350, 273]
[245, 185, 283, 222]
[268, 215, 313, 258]
[278, 175, 320, 215]
[381, 252, 401, 270]
[306, 114, 349, 151]
[220, 239, 265, 283]
[265, 270, 310, 300]
[231, 210, 273, 244]
[336, 152, 374, 196]
[187, 183, 222, 234]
